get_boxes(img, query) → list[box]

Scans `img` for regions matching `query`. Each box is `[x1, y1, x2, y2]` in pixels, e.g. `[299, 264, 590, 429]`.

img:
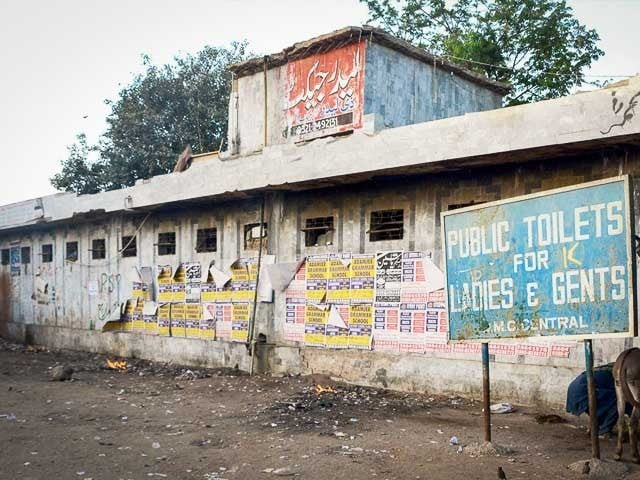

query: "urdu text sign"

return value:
[442, 177, 635, 341]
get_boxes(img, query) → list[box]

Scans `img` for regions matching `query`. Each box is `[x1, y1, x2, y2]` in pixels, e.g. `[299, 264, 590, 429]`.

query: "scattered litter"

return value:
[449, 436, 459, 445]
[272, 467, 297, 476]
[490, 403, 516, 414]
[152, 442, 161, 449]
[0, 414, 16, 420]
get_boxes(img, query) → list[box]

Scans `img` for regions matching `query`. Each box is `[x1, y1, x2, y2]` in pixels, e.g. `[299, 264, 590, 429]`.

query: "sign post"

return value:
[482, 342, 491, 443]
[584, 339, 600, 459]
[441, 176, 636, 449]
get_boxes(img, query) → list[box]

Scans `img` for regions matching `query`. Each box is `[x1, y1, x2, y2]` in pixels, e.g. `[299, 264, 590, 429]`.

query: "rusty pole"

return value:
[584, 339, 600, 459]
[482, 342, 491, 443]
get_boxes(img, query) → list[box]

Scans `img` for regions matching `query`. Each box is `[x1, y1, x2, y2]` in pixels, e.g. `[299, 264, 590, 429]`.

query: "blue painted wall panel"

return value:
[364, 42, 502, 129]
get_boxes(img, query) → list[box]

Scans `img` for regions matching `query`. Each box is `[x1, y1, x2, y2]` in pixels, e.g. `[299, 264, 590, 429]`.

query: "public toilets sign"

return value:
[442, 176, 635, 341]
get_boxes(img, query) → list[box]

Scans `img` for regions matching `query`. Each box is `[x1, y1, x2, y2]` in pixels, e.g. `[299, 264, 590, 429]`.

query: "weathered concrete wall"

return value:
[2, 146, 640, 407]
[363, 42, 502, 129]
[228, 38, 503, 156]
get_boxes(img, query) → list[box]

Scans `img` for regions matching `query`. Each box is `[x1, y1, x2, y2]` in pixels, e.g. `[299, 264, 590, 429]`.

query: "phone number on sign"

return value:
[291, 112, 353, 137]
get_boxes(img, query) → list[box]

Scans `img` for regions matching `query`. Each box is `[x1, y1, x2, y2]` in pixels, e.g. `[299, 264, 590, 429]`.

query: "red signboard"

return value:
[286, 40, 366, 140]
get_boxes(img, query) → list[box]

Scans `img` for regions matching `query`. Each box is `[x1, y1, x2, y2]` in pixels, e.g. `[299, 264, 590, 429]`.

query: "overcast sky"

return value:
[0, 0, 637, 206]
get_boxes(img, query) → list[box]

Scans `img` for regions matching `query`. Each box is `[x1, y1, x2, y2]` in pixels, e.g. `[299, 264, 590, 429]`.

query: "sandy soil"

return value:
[1, 340, 639, 480]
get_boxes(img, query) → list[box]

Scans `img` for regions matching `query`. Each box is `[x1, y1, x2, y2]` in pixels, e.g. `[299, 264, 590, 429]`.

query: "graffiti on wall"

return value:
[286, 40, 366, 141]
[601, 89, 640, 135]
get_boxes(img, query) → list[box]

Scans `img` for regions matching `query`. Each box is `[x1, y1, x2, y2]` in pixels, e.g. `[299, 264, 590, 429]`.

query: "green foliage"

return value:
[52, 42, 249, 194]
[362, 0, 604, 105]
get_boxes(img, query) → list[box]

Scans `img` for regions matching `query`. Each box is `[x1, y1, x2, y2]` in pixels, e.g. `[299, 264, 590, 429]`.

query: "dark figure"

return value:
[497, 466, 507, 479]
[566, 363, 631, 436]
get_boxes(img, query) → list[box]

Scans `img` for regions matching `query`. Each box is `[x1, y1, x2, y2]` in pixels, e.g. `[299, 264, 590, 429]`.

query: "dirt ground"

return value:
[1, 340, 639, 480]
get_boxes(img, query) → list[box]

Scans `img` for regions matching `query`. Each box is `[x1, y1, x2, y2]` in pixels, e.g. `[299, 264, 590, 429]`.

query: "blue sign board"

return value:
[442, 176, 635, 341]
[10, 246, 20, 277]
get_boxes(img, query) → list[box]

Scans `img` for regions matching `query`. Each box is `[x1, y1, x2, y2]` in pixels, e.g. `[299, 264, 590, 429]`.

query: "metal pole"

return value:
[482, 342, 491, 443]
[584, 339, 600, 459]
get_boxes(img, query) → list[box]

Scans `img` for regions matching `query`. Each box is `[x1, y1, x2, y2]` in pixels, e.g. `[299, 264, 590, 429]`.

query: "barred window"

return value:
[303, 216, 334, 247]
[66, 241, 78, 262]
[196, 228, 217, 252]
[42, 244, 53, 263]
[121, 236, 137, 257]
[369, 209, 404, 242]
[92, 239, 106, 260]
[21, 246, 31, 264]
[244, 223, 267, 250]
[158, 232, 176, 256]
[1, 249, 8, 265]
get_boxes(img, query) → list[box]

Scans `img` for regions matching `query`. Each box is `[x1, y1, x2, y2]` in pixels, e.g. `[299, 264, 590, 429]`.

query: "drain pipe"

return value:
[248, 195, 266, 375]
[263, 55, 269, 148]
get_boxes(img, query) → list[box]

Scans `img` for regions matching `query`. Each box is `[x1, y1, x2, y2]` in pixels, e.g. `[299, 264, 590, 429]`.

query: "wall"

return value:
[228, 39, 502, 155]
[363, 43, 503, 130]
[2, 146, 639, 407]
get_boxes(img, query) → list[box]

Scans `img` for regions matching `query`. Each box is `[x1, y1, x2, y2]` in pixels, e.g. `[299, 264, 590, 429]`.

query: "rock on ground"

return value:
[567, 458, 629, 479]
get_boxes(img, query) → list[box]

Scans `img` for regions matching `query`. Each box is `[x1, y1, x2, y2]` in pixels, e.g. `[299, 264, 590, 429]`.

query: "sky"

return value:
[0, 0, 638, 206]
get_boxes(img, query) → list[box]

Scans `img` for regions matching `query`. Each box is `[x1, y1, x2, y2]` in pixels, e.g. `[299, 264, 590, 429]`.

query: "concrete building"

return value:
[1, 26, 640, 407]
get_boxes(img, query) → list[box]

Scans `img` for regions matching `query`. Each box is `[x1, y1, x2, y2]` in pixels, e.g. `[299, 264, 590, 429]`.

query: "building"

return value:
[1, 26, 639, 407]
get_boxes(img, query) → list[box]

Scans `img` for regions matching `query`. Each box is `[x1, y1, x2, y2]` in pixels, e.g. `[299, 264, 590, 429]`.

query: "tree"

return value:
[361, 0, 604, 105]
[52, 42, 249, 195]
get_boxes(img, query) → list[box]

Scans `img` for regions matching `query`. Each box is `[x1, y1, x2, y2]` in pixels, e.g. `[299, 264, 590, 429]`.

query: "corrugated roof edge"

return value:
[229, 25, 510, 95]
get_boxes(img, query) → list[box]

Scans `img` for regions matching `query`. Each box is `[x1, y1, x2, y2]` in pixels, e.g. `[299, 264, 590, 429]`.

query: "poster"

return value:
[172, 264, 186, 302]
[326, 304, 350, 348]
[184, 262, 202, 303]
[132, 298, 145, 333]
[122, 299, 135, 332]
[231, 303, 250, 342]
[348, 304, 373, 349]
[400, 251, 428, 303]
[132, 281, 150, 301]
[326, 253, 351, 304]
[170, 302, 186, 337]
[215, 303, 233, 341]
[185, 303, 202, 338]
[157, 265, 173, 302]
[231, 260, 253, 302]
[286, 40, 366, 141]
[399, 303, 426, 353]
[349, 254, 375, 303]
[284, 302, 305, 342]
[143, 302, 158, 335]
[304, 304, 328, 347]
[305, 255, 328, 302]
[157, 303, 171, 336]
[201, 303, 216, 339]
[373, 305, 400, 352]
[375, 251, 402, 305]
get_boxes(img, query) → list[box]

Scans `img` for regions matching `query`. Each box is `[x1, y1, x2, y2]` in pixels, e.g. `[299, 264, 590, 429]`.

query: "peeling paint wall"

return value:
[2, 147, 640, 407]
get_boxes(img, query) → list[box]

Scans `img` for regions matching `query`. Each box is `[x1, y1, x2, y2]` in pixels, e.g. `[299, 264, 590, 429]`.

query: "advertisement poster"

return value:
[373, 305, 400, 352]
[284, 302, 306, 342]
[132, 298, 145, 333]
[230, 260, 253, 302]
[326, 253, 351, 304]
[157, 265, 173, 302]
[157, 303, 171, 336]
[231, 303, 250, 342]
[184, 262, 202, 304]
[122, 299, 135, 332]
[305, 255, 328, 303]
[185, 303, 202, 338]
[143, 302, 158, 335]
[286, 40, 366, 141]
[375, 251, 402, 305]
[326, 304, 350, 348]
[132, 282, 150, 301]
[215, 303, 233, 341]
[201, 303, 216, 339]
[400, 251, 428, 303]
[304, 304, 328, 347]
[172, 264, 186, 302]
[349, 254, 375, 303]
[348, 304, 373, 349]
[170, 302, 186, 337]
[399, 303, 426, 353]
[10, 247, 20, 276]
